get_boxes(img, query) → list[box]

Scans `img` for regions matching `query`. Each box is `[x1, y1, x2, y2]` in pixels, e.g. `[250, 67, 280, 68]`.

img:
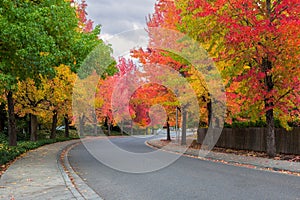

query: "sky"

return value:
[85, 0, 157, 40]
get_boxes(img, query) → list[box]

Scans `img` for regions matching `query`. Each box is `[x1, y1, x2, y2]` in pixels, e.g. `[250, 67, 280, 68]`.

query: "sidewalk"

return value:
[147, 139, 300, 174]
[0, 140, 82, 200]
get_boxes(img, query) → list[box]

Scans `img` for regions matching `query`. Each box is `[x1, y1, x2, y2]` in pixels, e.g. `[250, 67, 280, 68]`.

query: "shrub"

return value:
[0, 133, 8, 144]
[224, 119, 285, 128]
[0, 137, 79, 165]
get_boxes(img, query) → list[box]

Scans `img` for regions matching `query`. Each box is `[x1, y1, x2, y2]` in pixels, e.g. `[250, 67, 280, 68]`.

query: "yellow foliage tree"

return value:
[14, 65, 76, 140]
[43, 65, 76, 139]
[14, 78, 50, 141]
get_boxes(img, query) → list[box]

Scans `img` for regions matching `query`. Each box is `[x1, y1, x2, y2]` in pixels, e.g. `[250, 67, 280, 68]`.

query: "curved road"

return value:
[68, 137, 300, 200]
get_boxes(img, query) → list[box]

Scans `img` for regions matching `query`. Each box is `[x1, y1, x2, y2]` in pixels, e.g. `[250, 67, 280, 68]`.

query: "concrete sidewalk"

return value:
[147, 139, 300, 174]
[0, 140, 82, 200]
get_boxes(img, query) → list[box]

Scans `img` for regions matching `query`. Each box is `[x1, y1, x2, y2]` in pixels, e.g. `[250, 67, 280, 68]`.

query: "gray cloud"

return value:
[86, 0, 156, 36]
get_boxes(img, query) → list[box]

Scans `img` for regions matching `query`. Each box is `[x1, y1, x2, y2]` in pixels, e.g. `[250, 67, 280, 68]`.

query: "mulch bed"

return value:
[158, 138, 300, 163]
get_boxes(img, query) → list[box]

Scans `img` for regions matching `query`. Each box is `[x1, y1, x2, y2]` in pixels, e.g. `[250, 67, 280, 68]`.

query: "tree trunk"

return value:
[181, 108, 187, 145]
[27, 114, 31, 137]
[176, 107, 179, 142]
[93, 112, 97, 136]
[263, 57, 276, 157]
[79, 114, 85, 136]
[130, 120, 133, 135]
[196, 95, 211, 144]
[166, 117, 171, 141]
[0, 103, 6, 133]
[120, 121, 123, 135]
[266, 107, 276, 157]
[64, 115, 70, 138]
[107, 122, 111, 136]
[207, 99, 212, 127]
[50, 111, 58, 139]
[7, 91, 17, 146]
[30, 114, 38, 141]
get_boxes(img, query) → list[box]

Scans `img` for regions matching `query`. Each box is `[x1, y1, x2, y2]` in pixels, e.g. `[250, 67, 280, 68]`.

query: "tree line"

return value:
[0, 0, 115, 145]
[1, 0, 299, 159]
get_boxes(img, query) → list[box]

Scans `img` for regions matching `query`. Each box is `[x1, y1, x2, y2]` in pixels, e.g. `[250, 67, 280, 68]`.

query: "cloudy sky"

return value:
[85, 0, 157, 40]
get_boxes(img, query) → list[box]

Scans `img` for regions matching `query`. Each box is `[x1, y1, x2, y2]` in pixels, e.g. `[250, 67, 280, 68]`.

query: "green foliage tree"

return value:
[0, 0, 79, 145]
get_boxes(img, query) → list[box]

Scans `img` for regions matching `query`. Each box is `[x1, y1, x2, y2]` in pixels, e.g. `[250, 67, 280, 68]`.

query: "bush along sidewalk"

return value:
[0, 135, 79, 166]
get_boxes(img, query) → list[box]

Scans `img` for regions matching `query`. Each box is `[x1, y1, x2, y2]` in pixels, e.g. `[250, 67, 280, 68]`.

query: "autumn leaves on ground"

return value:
[0, 0, 299, 173]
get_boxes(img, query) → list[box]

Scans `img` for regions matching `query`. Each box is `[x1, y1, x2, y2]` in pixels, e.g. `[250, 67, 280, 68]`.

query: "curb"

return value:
[58, 140, 103, 200]
[146, 140, 300, 176]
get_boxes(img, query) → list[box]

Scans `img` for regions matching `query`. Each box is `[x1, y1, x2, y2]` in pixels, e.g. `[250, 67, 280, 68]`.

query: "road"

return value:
[68, 137, 300, 200]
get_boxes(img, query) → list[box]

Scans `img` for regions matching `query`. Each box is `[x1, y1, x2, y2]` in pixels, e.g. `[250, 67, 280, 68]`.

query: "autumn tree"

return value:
[177, 0, 300, 156]
[14, 65, 76, 140]
[95, 58, 137, 135]
[131, 0, 185, 141]
[14, 78, 50, 141]
[131, 0, 212, 144]
[0, 0, 113, 144]
[96, 76, 115, 135]
[71, 0, 94, 33]
[44, 65, 76, 139]
[0, 0, 79, 145]
[72, 40, 116, 136]
[129, 83, 178, 140]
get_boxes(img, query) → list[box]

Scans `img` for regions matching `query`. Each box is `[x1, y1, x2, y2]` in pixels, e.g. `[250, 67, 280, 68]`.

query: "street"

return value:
[68, 137, 300, 200]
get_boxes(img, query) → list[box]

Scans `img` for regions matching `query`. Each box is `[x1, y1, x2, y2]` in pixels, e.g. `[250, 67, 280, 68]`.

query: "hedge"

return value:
[0, 135, 78, 165]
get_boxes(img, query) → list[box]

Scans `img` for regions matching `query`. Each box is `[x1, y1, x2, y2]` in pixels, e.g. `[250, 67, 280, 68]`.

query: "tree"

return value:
[95, 58, 137, 135]
[131, 0, 208, 144]
[69, 0, 117, 136]
[72, 44, 116, 136]
[72, 0, 94, 33]
[0, 0, 79, 145]
[14, 78, 50, 141]
[177, 0, 300, 156]
[14, 65, 76, 140]
[129, 83, 178, 140]
[96, 76, 115, 135]
[44, 65, 76, 139]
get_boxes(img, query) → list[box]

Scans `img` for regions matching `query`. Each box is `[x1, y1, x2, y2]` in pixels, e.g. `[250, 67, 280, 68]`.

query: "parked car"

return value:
[56, 126, 65, 131]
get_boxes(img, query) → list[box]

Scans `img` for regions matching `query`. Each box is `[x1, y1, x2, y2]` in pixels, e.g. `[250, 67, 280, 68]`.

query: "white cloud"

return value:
[106, 29, 149, 58]
[85, 0, 156, 36]
[85, 0, 156, 60]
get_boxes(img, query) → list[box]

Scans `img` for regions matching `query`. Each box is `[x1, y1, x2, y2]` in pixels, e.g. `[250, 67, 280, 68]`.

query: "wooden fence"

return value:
[197, 127, 300, 154]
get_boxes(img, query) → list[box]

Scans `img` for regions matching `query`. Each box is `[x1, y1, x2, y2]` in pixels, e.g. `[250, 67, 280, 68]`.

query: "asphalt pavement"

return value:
[0, 136, 299, 200]
[68, 137, 300, 200]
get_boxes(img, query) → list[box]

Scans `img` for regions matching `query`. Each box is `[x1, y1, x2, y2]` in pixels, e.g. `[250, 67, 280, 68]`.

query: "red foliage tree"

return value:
[96, 57, 138, 135]
[70, 0, 94, 32]
[129, 83, 178, 140]
[178, 0, 300, 156]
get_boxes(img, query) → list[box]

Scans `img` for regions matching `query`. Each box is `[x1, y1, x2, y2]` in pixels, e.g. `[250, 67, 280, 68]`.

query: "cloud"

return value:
[104, 29, 149, 58]
[86, 0, 156, 36]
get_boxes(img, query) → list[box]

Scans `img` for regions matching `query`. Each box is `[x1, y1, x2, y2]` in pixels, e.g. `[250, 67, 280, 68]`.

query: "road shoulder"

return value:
[146, 139, 300, 175]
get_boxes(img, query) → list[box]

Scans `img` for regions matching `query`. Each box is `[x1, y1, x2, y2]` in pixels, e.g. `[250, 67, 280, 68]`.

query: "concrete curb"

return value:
[57, 142, 85, 200]
[58, 140, 103, 200]
[146, 140, 300, 175]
